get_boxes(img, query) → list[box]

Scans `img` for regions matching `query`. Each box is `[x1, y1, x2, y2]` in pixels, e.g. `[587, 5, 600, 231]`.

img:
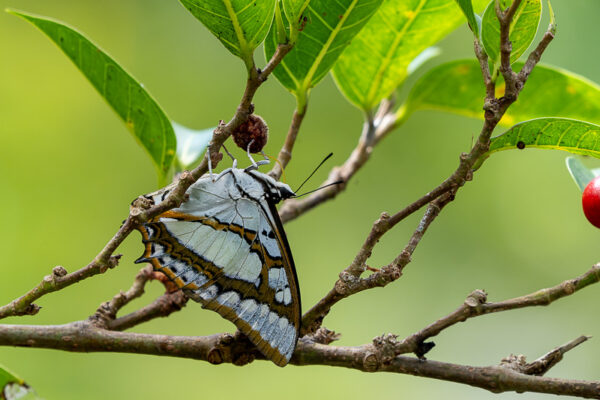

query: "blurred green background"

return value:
[1, 0, 600, 399]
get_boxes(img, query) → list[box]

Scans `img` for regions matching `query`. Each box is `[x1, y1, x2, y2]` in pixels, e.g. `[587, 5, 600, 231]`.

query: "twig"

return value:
[88, 265, 180, 329]
[108, 291, 188, 331]
[495, 0, 521, 94]
[301, 194, 453, 333]
[269, 103, 308, 180]
[517, 29, 555, 84]
[0, 43, 293, 320]
[474, 39, 495, 99]
[297, 341, 600, 398]
[394, 265, 600, 356]
[279, 104, 395, 223]
[519, 336, 590, 376]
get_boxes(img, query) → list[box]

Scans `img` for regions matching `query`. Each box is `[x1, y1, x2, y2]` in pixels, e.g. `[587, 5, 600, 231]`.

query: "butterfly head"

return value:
[272, 181, 295, 201]
[246, 169, 296, 203]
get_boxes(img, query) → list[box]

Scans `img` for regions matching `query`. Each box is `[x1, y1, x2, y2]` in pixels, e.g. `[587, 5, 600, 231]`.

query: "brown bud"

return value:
[363, 353, 379, 372]
[232, 115, 268, 153]
[207, 348, 223, 365]
[52, 266, 68, 277]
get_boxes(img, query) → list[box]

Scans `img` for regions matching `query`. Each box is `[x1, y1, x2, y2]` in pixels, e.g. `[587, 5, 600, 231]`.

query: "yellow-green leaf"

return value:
[405, 60, 600, 127]
[489, 118, 600, 158]
[481, 0, 541, 68]
[265, 0, 381, 101]
[180, 0, 276, 65]
[332, 0, 489, 111]
[11, 10, 176, 182]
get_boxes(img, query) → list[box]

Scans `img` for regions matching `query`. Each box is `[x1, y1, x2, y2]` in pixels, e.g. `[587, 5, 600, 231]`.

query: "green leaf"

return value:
[265, 0, 381, 101]
[0, 364, 34, 400]
[173, 123, 212, 169]
[454, 0, 481, 34]
[332, 0, 489, 111]
[481, 0, 541, 68]
[282, 0, 310, 39]
[180, 0, 276, 65]
[547, 0, 556, 34]
[405, 60, 600, 127]
[407, 47, 441, 75]
[10, 10, 176, 183]
[487, 118, 600, 161]
[566, 157, 595, 192]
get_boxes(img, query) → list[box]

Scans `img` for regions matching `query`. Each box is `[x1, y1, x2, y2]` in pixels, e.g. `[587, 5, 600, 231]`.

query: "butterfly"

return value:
[135, 163, 300, 366]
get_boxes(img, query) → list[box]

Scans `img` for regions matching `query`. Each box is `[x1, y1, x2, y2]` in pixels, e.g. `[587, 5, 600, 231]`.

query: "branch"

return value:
[108, 291, 188, 332]
[279, 108, 395, 223]
[394, 265, 600, 356]
[89, 266, 155, 328]
[1, 265, 598, 396]
[301, 193, 453, 333]
[516, 336, 590, 376]
[297, 341, 600, 398]
[269, 103, 308, 180]
[495, 0, 521, 94]
[0, 325, 597, 398]
[474, 38, 495, 99]
[300, 5, 556, 332]
[0, 43, 293, 320]
[88, 265, 188, 331]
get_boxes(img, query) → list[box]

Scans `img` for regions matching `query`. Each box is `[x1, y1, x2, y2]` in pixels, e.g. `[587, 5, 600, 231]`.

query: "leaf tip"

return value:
[5, 8, 20, 16]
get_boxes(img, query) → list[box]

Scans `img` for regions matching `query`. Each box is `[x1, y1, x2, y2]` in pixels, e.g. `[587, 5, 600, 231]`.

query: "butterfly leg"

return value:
[245, 141, 270, 171]
[207, 148, 215, 181]
[212, 144, 237, 181]
[222, 144, 238, 169]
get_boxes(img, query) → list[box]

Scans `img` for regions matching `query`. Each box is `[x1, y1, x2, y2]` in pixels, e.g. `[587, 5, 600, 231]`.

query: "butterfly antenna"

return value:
[294, 153, 333, 193]
[293, 180, 344, 198]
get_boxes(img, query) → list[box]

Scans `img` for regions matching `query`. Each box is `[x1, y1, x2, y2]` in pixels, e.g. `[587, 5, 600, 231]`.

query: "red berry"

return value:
[582, 176, 600, 228]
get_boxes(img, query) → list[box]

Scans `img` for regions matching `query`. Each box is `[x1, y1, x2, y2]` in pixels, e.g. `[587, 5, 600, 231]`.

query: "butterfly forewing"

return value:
[136, 169, 300, 366]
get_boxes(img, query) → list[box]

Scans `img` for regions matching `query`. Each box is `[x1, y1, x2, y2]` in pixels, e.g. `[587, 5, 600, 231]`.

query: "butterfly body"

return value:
[136, 168, 300, 366]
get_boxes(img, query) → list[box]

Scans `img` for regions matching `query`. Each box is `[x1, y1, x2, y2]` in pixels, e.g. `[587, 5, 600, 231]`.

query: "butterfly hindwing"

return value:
[136, 169, 300, 366]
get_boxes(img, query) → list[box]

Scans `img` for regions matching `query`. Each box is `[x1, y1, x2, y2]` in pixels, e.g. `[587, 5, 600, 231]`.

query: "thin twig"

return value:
[474, 39, 495, 99]
[269, 103, 308, 180]
[301, 194, 453, 333]
[519, 336, 591, 376]
[89, 265, 174, 329]
[279, 110, 385, 223]
[394, 265, 600, 356]
[108, 291, 188, 331]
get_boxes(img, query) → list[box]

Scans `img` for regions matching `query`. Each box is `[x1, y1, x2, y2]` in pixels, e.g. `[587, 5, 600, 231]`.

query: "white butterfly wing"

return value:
[136, 170, 300, 366]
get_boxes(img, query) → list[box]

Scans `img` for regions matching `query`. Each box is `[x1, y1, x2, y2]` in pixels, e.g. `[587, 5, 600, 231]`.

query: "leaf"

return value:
[264, 0, 381, 101]
[10, 10, 176, 182]
[331, 0, 489, 111]
[487, 118, 600, 162]
[173, 123, 213, 169]
[282, 0, 310, 38]
[0, 364, 34, 400]
[407, 47, 441, 75]
[180, 0, 276, 65]
[481, 0, 541, 67]
[566, 157, 595, 192]
[547, 0, 556, 35]
[405, 60, 600, 127]
[454, 0, 481, 34]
